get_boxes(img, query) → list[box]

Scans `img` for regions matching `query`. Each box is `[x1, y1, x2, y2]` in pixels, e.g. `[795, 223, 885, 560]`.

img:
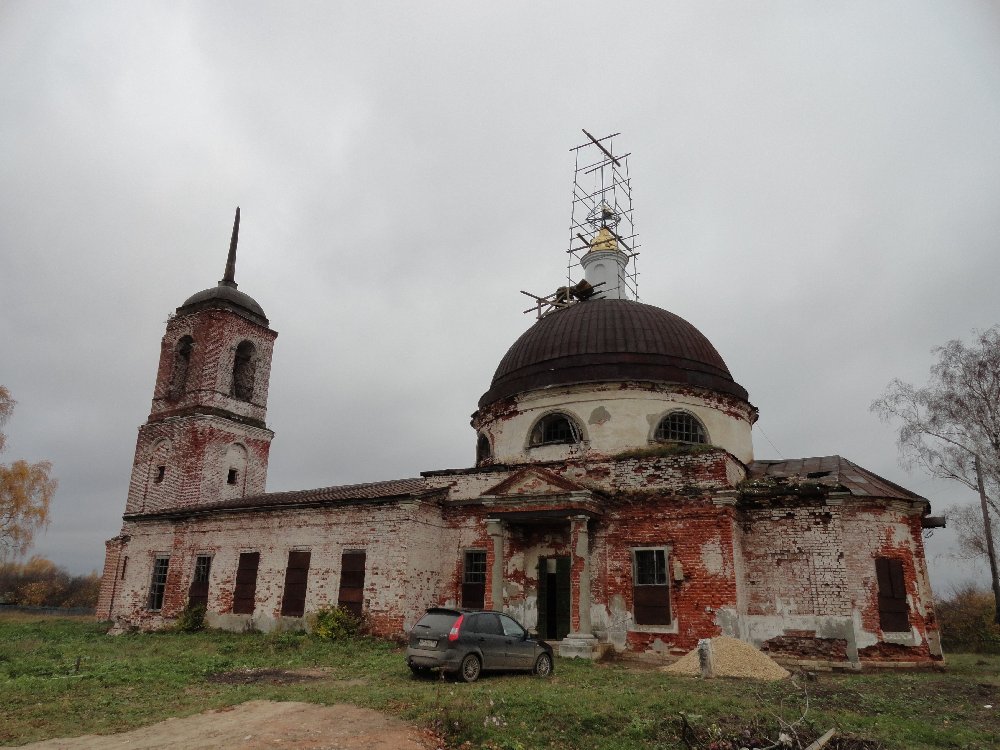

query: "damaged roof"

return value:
[746, 456, 927, 501]
[127, 477, 438, 519]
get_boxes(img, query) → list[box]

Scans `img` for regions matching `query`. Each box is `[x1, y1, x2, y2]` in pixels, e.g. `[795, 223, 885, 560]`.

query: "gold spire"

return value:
[589, 226, 619, 253]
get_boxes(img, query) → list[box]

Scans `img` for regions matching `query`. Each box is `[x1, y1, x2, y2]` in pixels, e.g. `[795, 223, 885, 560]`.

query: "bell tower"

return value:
[124, 209, 278, 515]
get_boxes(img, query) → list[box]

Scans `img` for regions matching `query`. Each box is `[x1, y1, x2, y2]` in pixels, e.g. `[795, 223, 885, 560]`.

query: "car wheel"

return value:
[533, 652, 553, 677]
[459, 653, 481, 683]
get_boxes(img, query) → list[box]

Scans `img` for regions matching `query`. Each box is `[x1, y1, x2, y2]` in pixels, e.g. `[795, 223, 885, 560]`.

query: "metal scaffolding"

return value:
[521, 130, 640, 319]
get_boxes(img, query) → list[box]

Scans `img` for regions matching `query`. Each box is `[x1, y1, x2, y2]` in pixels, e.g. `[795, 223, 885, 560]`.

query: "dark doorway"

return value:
[536, 556, 571, 640]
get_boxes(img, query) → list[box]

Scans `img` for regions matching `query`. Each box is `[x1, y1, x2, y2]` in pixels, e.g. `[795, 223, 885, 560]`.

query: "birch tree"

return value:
[872, 327, 1000, 624]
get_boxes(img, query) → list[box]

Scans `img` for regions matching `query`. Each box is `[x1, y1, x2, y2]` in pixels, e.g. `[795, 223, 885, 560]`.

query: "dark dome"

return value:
[177, 283, 269, 326]
[478, 299, 747, 408]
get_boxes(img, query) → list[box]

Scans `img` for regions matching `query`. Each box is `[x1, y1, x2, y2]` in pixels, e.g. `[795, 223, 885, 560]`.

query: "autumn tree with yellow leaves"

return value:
[0, 386, 57, 560]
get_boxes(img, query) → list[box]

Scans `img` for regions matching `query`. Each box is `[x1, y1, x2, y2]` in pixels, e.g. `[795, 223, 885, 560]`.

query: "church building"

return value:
[98, 138, 943, 669]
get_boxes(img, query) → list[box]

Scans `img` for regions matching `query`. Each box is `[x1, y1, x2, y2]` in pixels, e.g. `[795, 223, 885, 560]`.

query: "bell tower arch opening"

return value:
[231, 341, 257, 402]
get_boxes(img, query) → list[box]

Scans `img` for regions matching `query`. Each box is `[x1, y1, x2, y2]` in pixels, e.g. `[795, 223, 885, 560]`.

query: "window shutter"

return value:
[337, 551, 366, 618]
[233, 552, 259, 615]
[280, 550, 311, 617]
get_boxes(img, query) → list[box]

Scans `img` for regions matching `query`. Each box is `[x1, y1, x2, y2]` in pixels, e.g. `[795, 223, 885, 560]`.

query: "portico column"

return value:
[570, 515, 592, 634]
[560, 514, 598, 658]
[485, 518, 504, 611]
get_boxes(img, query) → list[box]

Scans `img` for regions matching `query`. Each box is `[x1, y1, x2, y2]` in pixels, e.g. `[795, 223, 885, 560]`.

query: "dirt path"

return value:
[17, 700, 438, 750]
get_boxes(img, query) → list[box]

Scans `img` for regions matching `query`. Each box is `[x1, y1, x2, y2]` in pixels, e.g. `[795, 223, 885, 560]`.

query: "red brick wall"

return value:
[737, 500, 940, 662]
[597, 496, 737, 652]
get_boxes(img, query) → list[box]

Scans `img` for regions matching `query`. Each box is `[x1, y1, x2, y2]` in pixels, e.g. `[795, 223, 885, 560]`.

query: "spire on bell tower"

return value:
[220, 206, 240, 289]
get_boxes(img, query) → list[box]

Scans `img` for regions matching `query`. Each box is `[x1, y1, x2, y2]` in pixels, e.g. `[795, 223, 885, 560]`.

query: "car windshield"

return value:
[413, 611, 460, 633]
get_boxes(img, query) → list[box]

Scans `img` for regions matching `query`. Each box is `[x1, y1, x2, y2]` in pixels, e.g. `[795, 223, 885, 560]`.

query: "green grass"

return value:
[1, 613, 998, 749]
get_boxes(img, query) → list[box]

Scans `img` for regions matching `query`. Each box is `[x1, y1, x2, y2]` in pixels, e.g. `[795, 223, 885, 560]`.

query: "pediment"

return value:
[482, 467, 587, 498]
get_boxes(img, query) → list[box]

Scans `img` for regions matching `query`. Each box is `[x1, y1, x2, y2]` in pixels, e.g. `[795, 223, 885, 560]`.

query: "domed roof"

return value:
[478, 299, 747, 408]
[177, 283, 268, 325]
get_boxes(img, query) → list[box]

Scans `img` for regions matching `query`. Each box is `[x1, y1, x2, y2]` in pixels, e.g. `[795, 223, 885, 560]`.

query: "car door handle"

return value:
[478, 637, 486, 642]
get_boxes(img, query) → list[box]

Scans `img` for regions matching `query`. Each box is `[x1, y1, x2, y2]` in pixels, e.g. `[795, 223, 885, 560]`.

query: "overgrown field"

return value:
[1, 613, 997, 749]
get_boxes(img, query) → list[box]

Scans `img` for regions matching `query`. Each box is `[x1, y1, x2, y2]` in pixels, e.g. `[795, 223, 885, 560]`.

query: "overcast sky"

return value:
[2, 2, 999, 596]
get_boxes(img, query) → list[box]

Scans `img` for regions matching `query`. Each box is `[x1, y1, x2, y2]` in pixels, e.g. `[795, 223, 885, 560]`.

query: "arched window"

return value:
[168, 336, 194, 400]
[231, 341, 256, 402]
[476, 434, 492, 465]
[529, 412, 582, 447]
[654, 411, 708, 444]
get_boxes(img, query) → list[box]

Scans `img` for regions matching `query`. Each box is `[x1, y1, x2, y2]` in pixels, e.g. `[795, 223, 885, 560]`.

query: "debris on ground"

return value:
[662, 636, 791, 680]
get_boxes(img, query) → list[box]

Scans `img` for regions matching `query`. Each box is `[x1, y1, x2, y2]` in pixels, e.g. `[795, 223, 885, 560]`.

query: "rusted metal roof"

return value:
[126, 477, 435, 519]
[747, 456, 927, 501]
[479, 299, 748, 408]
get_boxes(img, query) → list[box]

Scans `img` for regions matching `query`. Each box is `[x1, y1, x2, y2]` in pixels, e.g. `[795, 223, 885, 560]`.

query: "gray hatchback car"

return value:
[406, 607, 554, 682]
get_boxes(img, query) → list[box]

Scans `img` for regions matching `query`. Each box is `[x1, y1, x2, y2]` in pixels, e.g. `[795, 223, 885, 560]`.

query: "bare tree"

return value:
[872, 327, 1000, 624]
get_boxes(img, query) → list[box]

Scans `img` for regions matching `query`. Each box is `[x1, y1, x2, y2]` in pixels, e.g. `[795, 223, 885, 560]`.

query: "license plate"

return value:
[418, 639, 437, 648]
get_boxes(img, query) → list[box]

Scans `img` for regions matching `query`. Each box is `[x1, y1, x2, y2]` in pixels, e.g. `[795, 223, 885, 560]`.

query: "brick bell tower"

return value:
[125, 208, 277, 515]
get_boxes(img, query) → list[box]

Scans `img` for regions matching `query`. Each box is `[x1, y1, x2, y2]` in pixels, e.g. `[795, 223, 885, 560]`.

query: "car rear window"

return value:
[413, 611, 460, 633]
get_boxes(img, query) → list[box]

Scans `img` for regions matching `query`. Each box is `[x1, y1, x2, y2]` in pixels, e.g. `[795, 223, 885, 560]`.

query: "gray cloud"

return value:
[2, 2, 998, 595]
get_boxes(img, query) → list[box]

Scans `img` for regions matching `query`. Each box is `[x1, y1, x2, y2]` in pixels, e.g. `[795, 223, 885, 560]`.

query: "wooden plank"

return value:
[804, 729, 836, 750]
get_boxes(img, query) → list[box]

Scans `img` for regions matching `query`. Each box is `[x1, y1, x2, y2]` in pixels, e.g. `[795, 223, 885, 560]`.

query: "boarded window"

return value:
[188, 555, 212, 609]
[280, 550, 311, 617]
[655, 412, 708, 444]
[337, 551, 366, 618]
[148, 555, 170, 611]
[462, 550, 487, 609]
[232, 552, 260, 615]
[231, 341, 256, 402]
[875, 557, 910, 633]
[633, 549, 671, 626]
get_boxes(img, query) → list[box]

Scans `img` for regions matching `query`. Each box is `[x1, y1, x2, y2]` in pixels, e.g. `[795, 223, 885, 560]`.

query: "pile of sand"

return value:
[661, 636, 790, 681]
